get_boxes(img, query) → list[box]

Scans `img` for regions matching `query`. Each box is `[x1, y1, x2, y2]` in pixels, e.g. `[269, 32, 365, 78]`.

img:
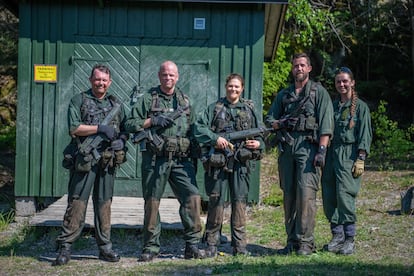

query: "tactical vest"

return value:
[148, 87, 192, 158]
[80, 92, 121, 132]
[282, 81, 319, 132]
[148, 87, 191, 131]
[211, 98, 255, 134]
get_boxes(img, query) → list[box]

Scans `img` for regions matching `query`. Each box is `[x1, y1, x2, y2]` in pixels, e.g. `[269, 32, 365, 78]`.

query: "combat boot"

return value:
[205, 245, 217, 258]
[52, 247, 71, 266]
[326, 232, 345, 253]
[138, 251, 158, 262]
[99, 249, 120, 262]
[184, 243, 206, 259]
[338, 237, 355, 255]
[297, 243, 316, 256]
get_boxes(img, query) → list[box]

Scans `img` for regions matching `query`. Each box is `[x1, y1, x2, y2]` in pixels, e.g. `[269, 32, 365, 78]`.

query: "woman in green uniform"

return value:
[322, 67, 372, 255]
[194, 73, 264, 257]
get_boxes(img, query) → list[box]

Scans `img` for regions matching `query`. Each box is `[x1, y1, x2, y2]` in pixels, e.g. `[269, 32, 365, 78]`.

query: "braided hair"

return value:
[336, 67, 358, 129]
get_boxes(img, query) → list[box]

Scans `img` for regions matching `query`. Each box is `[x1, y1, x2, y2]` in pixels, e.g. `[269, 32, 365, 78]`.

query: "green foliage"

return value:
[284, 0, 333, 49]
[370, 100, 414, 168]
[0, 126, 15, 151]
[0, 32, 18, 67]
[262, 38, 292, 114]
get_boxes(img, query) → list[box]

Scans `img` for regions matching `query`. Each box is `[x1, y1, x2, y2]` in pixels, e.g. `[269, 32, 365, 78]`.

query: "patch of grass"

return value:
[0, 210, 14, 231]
[0, 153, 413, 275]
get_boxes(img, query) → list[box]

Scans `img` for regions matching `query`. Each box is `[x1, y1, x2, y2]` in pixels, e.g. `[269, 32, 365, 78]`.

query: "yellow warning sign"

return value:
[34, 64, 58, 83]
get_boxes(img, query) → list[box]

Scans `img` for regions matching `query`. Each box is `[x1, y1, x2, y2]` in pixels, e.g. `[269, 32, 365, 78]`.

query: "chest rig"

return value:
[149, 87, 192, 159]
[205, 98, 260, 179]
[282, 81, 319, 134]
[73, 92, 124, 173]
[211, 98, 255, 134]
[80, 92, 121, 131]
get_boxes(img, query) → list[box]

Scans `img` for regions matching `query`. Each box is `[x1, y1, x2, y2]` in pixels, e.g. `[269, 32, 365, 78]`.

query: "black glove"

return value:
[314, 145, 327, 168]
[97, 125, 117, 141]
[151, 114, 174, 128]
[111, 138, 125, 151]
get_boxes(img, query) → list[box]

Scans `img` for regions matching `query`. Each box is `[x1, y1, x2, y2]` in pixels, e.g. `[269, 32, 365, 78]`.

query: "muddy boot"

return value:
[184, 243, 206, 259]
[325, 223, 345, 253]
[52, 244, 71, 266]
[297, 242, 316, 256]
[326, 232, 345, 253]
[99, 249, 120, 262]
[338, 237, 355, 255]
[205, 245, 217, 258]
[138, 251, 158, 262]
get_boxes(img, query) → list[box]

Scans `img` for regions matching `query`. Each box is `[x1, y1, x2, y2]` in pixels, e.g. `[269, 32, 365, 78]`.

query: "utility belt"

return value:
[276, 116, 319, 147]
[148, 136, 192, 158]
[201, 143, 263, 179]
[62, 142, 126, 173]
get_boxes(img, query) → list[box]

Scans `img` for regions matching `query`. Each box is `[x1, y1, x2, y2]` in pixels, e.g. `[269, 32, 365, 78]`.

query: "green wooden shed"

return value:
[6, 0, 287, 216]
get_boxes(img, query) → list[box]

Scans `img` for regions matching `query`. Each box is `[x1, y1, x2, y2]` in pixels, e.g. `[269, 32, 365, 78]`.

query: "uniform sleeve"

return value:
[194, 103, 219, 147]
[118, 103, 129, 134]
[357, 100, 373, 155]
[265, 91, 284, 127]
[124, 93, 152, 133]
[67, 94, 83, 134]
[316, 85, 334, 137]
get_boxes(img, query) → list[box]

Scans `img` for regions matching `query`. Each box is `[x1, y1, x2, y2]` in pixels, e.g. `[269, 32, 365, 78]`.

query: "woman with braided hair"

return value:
[321, 67, 372, 255]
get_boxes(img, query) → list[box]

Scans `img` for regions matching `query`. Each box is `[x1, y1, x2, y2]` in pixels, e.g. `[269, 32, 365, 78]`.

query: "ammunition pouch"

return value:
[235, 148, 263, 163]
[101, 148, 114, 169]
[251, 149, 264, 160]
[75, 153, 92, 172]
[295, 116, 317, 132]
[62, 142, 78, 170]
[156, 136, 191, 158]
[209, 153, 226, 168]
[235, 148, 252, 163]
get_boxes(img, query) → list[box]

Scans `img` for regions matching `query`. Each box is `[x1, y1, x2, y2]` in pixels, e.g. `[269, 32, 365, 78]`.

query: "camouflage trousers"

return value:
[56, 165, 115, 252]
[140, 152, 203, 254]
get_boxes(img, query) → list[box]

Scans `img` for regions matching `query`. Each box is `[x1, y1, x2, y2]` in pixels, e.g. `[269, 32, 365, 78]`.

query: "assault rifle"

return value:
[276, 95, 310, 146]
[221, 126, 273, 143]
[131, 105, 189, 147]
[78, 102, 121, 162]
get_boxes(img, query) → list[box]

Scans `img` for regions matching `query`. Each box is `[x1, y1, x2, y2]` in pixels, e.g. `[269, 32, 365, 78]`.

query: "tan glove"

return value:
[352, 159, 365, 178]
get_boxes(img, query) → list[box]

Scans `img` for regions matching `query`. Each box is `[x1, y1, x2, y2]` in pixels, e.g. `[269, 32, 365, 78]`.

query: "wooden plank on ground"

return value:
[29, 195, 184, 230]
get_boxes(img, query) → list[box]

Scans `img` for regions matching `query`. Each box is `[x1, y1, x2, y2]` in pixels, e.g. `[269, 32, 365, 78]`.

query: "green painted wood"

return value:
[15, 1, 267, 203]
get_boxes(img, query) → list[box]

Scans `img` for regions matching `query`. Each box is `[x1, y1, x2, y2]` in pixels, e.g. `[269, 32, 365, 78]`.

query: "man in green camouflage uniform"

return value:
[265, 53, 334, 255]
[125, 61, 205, 262]
[54, 64, 128, 266]
[194, 73, 265, 257]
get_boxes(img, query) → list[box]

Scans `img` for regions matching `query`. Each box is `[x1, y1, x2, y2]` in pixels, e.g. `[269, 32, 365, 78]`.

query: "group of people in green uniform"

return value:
[52, 53, 371, 266]
[265, 53, 372, 256]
